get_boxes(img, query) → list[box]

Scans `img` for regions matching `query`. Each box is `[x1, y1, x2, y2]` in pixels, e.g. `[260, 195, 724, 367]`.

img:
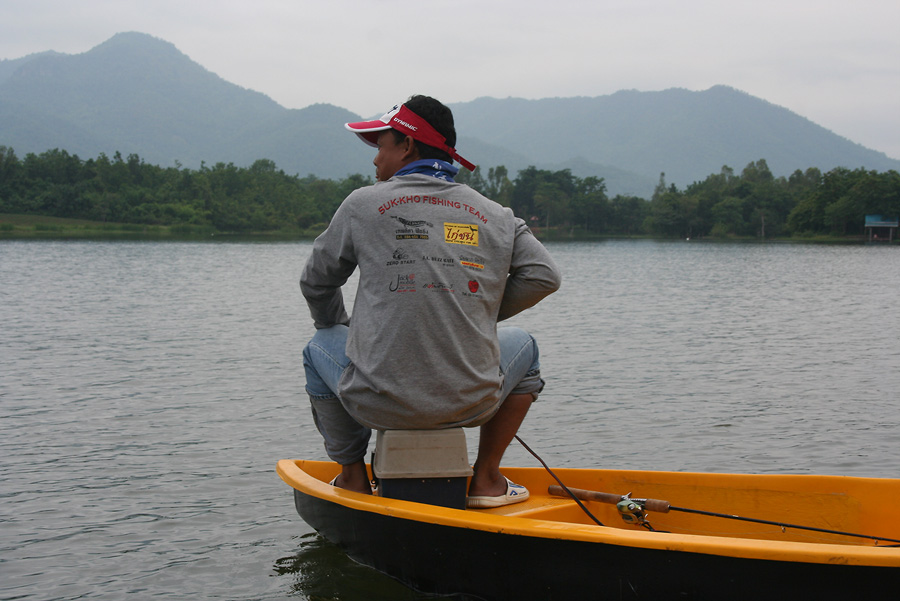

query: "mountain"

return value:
[2, 32, 898, 197]
[0, 32, 375, 179]
[449, 90, 900, 196]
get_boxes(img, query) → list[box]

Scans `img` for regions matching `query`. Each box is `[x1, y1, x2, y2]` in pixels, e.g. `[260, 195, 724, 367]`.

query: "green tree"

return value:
[788, 167, 862, 234]
[0, 146, 23, 212]
[608, 195, 648, 234]
[486, 166, 513, 206]
[709, 196, 746, 236]
[510, 166, 542, 219]
[645, 174, 695, 237]
[455, 167, 487, 194]
[570, 176, 608, 232]
[533, 180, 570, 228]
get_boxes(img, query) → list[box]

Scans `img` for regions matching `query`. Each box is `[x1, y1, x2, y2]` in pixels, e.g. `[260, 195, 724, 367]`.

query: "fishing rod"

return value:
[515, 435, 900, 546]
[547, 485, 900, 546]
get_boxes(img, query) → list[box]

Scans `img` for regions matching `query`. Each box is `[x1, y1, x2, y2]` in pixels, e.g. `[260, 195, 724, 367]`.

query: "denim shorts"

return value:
[302, 325, 544, 464]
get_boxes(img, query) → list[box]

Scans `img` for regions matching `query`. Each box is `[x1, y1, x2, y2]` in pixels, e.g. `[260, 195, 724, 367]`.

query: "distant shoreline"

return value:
[0, 214, 321, 241]
[2, 214, 885, 245]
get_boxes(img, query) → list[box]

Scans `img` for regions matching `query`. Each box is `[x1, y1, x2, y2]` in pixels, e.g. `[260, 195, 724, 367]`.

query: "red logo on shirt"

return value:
[468, 280, 479, 293]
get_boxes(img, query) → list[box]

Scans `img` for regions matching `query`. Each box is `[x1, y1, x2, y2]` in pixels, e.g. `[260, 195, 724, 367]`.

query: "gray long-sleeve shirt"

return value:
[301, 174, 561, 430]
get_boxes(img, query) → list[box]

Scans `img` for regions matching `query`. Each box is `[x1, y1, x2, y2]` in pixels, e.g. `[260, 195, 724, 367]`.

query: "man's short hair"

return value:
[392, 95, 457, 163]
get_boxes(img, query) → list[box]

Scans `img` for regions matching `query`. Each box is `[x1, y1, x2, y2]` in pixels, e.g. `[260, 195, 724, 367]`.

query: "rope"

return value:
[514, 435, 604, 526]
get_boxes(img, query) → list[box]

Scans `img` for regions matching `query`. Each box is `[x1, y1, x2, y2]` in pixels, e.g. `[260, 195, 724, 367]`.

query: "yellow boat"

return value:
[277, 459, 900, 600]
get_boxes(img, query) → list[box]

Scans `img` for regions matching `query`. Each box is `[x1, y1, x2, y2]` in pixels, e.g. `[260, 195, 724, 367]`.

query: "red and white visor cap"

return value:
[344, 104, 475, 171]
[344, 105, 402, 147]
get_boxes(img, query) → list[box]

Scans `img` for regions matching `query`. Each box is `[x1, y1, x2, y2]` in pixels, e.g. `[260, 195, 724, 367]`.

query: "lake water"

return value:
[2, 239, 898, 600]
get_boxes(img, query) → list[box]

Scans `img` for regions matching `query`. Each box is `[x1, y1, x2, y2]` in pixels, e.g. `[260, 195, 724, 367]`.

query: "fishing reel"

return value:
[616, 494, 651, 527]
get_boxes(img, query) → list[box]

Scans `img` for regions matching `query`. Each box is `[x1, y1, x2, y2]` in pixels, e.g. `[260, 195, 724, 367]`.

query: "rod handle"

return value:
[548, 485, 671, 513]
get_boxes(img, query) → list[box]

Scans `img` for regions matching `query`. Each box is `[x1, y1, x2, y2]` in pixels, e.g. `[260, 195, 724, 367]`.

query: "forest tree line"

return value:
[1, 145, 898, 238]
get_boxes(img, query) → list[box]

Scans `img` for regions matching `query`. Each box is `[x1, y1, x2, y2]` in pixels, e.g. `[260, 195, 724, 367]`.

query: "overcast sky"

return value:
[3, 0, 899, 159]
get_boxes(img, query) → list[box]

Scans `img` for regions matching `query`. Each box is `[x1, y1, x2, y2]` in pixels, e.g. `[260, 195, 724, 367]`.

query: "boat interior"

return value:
[281, 459, 900, 549]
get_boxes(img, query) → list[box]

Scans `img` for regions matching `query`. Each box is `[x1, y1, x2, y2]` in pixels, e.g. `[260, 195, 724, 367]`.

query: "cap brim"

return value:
[345, 119, 392, 148]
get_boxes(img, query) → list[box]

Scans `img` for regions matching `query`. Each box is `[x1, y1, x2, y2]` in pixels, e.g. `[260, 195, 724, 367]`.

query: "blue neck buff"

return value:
[394, 159, 458, 182]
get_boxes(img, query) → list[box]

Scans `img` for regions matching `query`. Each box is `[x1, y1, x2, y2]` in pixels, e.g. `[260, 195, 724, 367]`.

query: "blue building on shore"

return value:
[864, 215, 898, 243]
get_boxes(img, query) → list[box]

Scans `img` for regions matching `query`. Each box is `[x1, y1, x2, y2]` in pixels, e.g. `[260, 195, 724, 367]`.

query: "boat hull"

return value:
[279, 460, 900, 600]
[293, 488, 895, 600]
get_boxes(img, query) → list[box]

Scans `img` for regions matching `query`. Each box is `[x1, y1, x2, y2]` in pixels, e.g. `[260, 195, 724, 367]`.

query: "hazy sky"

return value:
[3, 0, 899, 159]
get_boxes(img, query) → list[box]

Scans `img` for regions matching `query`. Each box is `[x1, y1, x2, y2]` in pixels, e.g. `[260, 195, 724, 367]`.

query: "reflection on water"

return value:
[1, 239, 898, 600]
[274, 533, 463, 600]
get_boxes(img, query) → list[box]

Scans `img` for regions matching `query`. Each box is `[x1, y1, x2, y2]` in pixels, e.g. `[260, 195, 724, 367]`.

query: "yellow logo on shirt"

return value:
[444, 223, 479, 246]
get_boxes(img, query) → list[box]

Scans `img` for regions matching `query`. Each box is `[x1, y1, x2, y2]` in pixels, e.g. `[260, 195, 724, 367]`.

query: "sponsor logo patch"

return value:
[458, 254, 485, 270]
[462, 278, 483, 298]
[393, 216, 431, 240]
[444, 223, 479, 246]
[421, 255, 454, 266]
[393, 216, 433, 228]
[389, 273, 417, 292]
[422, 280, 454, 292]
[386, 247, 415, 266]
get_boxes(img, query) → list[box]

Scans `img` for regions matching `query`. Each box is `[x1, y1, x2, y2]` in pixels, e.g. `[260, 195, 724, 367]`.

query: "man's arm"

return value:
[299, 203, 357, 329]
[497, 220, 562, 321]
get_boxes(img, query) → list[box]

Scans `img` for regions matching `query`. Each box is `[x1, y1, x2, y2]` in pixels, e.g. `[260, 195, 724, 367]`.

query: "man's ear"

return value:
[401, 136, 420, 162]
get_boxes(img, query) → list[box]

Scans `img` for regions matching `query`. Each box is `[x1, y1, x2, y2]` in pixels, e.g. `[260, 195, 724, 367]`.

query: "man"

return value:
[300, 95, 561, 507]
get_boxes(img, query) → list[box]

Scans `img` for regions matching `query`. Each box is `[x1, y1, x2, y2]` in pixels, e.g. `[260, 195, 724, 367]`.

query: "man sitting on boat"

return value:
[300, 95, 561, 507]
